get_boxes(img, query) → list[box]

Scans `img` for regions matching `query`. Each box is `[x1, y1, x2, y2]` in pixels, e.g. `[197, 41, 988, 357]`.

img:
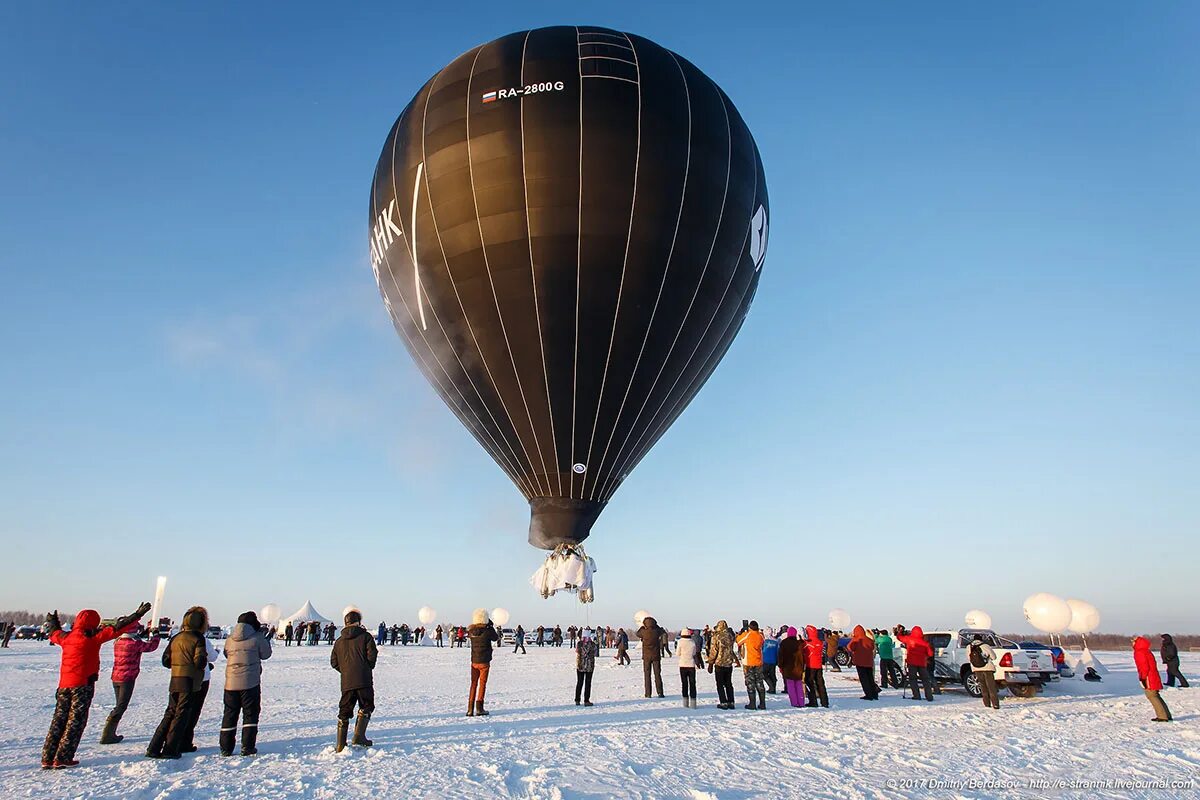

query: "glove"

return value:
[114, 602, 152, 632]
[46, 610, 62, 633]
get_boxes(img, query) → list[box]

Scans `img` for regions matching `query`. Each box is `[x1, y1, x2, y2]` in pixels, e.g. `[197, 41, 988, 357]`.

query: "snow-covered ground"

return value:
[1, 641, 1196, 799]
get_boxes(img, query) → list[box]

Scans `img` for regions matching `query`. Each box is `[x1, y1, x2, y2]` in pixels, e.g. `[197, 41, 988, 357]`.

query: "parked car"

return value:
[1018, 641, 1074, 677]
[14, 625, 41, 640]
[913, 628, 1059, 698]
[499, 627, 517, 647]
[206, 625, 227, 640]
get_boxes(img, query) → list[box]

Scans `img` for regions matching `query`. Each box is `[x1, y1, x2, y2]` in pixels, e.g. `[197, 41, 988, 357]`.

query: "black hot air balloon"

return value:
[369, 25, 768, 553]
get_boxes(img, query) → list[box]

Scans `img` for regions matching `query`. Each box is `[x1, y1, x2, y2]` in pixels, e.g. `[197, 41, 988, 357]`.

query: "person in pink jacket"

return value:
[1133, 636, 1172, 722]
[99, 623, 161, 744]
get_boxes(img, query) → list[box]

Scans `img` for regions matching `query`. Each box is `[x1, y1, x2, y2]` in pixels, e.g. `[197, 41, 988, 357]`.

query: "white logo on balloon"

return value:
[749, 205, 768, 271]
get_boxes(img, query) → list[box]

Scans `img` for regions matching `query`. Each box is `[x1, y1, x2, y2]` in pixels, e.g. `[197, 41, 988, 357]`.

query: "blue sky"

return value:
[1, 2, 1196, 633]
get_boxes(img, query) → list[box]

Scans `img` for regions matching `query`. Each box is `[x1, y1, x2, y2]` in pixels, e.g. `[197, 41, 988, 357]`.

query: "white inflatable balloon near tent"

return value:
[828, 608, 852, 629]
[1066, 599, 1100, 634]
[634, 610, 650, 626]
[1022, 593, 1072, 634]
[492, 608, 510, 627]
[964, 609, 992, 629]
[259, 603, 281, 626]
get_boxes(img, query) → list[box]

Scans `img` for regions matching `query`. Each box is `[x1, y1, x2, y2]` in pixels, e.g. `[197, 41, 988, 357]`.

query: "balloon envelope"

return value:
[259, 604, 281, 625]
[964, 609, 992, 629]
[369, 26, 768, 551]
[828, 609, 851, 629]
[491, 608, 510, 626]
[1066, 599, 1100, 634]
[418, 606, 437, 625]
[1022, 593, 1072, 633]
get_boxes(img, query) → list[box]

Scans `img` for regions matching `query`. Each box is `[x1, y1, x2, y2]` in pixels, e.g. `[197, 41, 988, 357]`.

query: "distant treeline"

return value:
[0, 610, 47, 626]
[999, 633, 1200, 651]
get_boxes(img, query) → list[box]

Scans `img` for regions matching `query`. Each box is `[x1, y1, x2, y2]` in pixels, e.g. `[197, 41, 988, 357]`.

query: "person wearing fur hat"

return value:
[41, 602, 150, 768]
[147, 606, 209, 759]
[636, 616, 665, 698]
[676, 628, 703, 708]
[575, 628, 599, 706]
[100, 621, 160, 745]
[220, 611, 273, 756]
[467, 608, 500, 716]
[331, 608, 378, 751]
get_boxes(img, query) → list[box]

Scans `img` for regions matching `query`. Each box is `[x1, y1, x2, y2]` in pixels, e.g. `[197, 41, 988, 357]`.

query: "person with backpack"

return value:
[1160, 634, 1189, 688]
[220, 611, 273, 756]
[802, 625, 829, 708]
[761, 629, 780, 694]
[707, 620, 739, 709]
[41, 603, 151, 768]
[777, 627, 806, 708]
[1133, 636, 1172, 722]
[967, 635, 1000, 709]
[100, 621, 161, 744]
[574, 628, 599, 706]
[467, 609, 500, 716]
[331, 608, 378, 751]
[147, 606, 209, 760]
[902, 626, 934, 701]
[676, 627, 703, 708]
[876, 629, 902, 689]
[736, 621, 767, 710]
[848, 625, 879, 701]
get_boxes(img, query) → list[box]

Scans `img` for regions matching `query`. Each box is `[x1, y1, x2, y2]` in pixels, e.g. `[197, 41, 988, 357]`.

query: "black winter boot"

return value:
[99, 716, 123, 745]
[240, 725, 258, 756]
[757, 688, 767, 709]
[335, 719, 348, 753]
[474, 702, 489, 716]
[352, 713, 373, 747]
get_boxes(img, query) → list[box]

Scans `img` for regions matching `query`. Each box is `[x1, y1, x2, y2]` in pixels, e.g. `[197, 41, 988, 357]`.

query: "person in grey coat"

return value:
[220, 612, 273, 756]
[968, 635, 1000, 709]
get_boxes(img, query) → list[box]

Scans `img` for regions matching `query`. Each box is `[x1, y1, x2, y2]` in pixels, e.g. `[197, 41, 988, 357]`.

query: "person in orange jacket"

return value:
[847, 625, 880, 701]
[736, 621, 766, 710]
[1133, 636, 1172, 722]
[902, 626, 934, 701]
[803, 625, 829, 707]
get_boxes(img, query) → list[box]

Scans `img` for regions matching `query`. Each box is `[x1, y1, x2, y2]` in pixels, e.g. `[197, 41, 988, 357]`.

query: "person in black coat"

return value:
[330, 609, 378, 752]
[466, 610, 500, 717]
[1161, 634, 1189, 688]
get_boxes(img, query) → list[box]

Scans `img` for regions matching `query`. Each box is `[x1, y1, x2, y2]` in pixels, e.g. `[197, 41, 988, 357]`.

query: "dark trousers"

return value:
[617, 649, 630, 665]
[856, 665, 880, 699]
[879, 658, 903, 688]
[575, 670, 593, 703]
[338, 687, 375, 721]
[1165, 659, 1189, 688]
[908, 664, 933, 700]
[805, 666, 828, 706]
[219, 685, 262, 754]
[105, 680, 136, 734]
[642, 658, 663, 696]
[148, 690, 200, 756]
[680, 667, 697, 700]
[977, 670, 1000, 708]
[762, 663, 778, 693]
[714, 666, 735, 705]
[514, 641, 526, 654]
[180, 679, 210, 747]
[42, 684, 94, 764]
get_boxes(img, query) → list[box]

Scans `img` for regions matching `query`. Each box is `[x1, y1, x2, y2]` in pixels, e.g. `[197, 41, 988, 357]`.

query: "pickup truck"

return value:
[922, 628, 1059, 698]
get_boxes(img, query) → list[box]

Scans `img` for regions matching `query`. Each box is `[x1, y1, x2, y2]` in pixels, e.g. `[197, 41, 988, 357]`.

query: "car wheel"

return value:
[963, 671, 982, 697]
[1008, 683, 1038, 699]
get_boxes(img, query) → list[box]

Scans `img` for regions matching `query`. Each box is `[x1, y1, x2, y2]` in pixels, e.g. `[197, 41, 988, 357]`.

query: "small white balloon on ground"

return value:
[1066, 599, 1100, 634]
[491, 608, 510, 626]
[260, 603, 281, 625]
[828, 608, 852, 629]
[418, 606, 437, 625]
[634, 610, 650, 626]
[1022, 593, 1072, 634]
[964, 609, 992, 629]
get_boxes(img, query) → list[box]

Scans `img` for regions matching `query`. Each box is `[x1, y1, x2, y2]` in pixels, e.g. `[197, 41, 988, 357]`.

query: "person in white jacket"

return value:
[676, 628, 704, 708]
[968, 635, 1000, 709]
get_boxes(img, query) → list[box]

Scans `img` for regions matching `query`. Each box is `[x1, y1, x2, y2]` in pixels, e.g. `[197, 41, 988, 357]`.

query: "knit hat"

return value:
[237, 611, 261, 631]
[681, 627, 692, 636]
[344, 609, 362, 625]
[787, 626, 797, 637]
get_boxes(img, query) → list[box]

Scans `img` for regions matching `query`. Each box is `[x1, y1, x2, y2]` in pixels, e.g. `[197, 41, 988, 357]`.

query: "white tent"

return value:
[280, 600, 333, 627]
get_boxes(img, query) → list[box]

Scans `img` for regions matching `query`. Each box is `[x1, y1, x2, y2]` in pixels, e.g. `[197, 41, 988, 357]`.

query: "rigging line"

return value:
[603, 97, 757, 502]
[520, 29, 563, 498]
[596, 70, 732, 500]
[570, 25, 583, 500]
[581, 30, 641, 499]
[588, 46, 691, 498]
[466, 40, 553, 498]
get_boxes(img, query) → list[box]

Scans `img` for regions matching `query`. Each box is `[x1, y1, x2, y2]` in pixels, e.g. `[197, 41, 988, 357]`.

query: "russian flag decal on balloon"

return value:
[482, 90, 498, 103]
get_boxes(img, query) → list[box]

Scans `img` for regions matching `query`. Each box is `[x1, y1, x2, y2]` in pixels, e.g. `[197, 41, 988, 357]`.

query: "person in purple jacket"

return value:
[100, 623, 161, 744]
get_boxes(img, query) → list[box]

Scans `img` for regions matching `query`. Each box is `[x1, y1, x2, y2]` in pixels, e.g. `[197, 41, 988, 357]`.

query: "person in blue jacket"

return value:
[762, 628, 781, 694]
[376, 622, 387, 646]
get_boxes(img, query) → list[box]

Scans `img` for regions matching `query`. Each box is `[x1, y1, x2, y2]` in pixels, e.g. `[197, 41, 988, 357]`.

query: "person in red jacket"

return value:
[848, 625, 880, 701]
[41, 602, 150, 768]
[1133, 636, 1172, 722]
[99, 623, 161, 744]
[902, 626, 934, 701]
[802, 625, 829, 708]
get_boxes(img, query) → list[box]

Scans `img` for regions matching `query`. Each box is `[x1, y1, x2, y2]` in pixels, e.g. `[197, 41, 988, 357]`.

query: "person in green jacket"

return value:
[875, 630, 903, 689]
